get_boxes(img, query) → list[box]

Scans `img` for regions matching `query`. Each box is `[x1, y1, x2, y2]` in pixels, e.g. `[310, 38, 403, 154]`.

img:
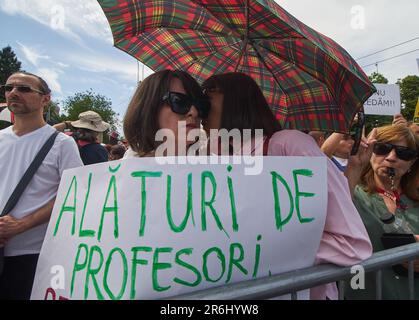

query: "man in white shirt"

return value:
[0, 72, 83, 299]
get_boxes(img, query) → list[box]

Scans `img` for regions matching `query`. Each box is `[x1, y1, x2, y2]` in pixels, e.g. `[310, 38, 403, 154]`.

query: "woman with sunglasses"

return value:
[123, 70, 209, 157]
[201, 72, 373, 300]
[345, 124, 419, 299]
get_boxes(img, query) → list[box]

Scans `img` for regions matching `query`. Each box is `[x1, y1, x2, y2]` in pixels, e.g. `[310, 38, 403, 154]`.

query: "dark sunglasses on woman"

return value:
[373, 142, 417, 161]
[1, 84, 45, 95]
[162, 91, 210, 119]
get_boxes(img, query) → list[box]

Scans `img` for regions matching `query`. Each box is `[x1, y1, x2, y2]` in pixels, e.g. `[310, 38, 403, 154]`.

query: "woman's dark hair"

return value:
[110, 144, 126, 160]
[202, 72, 281, 136]
[123, 70, 204, 155]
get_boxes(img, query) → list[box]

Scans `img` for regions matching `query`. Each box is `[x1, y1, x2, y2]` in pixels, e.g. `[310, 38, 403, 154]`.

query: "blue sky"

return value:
[1, 0, 418, 131]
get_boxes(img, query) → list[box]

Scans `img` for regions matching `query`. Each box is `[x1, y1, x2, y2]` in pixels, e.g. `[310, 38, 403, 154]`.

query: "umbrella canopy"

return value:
[98, 0, 376, 132]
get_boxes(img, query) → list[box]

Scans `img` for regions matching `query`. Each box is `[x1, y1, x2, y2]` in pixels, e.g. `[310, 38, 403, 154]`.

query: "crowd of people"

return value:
[0, 70, 418, 300]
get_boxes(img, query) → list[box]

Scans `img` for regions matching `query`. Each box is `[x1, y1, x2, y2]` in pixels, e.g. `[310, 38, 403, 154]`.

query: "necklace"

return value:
[376, 187, 407, 210]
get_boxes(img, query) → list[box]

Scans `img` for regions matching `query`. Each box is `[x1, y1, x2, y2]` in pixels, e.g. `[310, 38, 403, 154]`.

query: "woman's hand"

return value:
[392, 114, 408, 127]
[345, 129, 378, 196]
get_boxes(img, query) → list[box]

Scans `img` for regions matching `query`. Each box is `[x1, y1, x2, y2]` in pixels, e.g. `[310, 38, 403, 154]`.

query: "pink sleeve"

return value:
[268, 130, 372, 266]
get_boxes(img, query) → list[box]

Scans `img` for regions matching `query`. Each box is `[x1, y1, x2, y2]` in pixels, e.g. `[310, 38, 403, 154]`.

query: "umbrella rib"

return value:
[235, 0, 250, 72]
[254, 40, 342, 104]
[234, 39, 248, 72]
[251, 36, 304, 41]
[189, 0, 241, 38]
[245, 0, 250, 40]
[185, 39, 242, 71]
[251, 43, 287, 104]
[114, 27, 232, 46]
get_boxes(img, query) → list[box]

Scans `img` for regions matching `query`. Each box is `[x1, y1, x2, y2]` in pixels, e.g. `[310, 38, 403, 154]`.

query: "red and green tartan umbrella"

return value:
[98, 0, 376, 132]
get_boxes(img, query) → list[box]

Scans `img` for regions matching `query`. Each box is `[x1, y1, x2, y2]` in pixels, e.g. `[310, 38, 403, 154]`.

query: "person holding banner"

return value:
[345, 124, 419, 299]
[201, 72, 373, 300]
[0, 72, 83, 300]
[123, 70, 209, 157]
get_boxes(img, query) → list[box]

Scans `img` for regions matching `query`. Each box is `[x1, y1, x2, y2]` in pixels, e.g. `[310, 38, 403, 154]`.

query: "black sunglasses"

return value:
[373, 142, 417, 161]
[162, 91, 210, 119]
[1, 84, 45, 95]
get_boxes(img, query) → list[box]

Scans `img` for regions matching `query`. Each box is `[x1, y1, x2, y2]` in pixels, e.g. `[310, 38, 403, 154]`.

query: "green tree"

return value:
[396, 75, 419, 121]
[368, 72, 389, 84]
[44, 100, 63, 125]
[61, 90, 119, 142]
[364, 72, 392, 133]
[0, 46, 22, 103]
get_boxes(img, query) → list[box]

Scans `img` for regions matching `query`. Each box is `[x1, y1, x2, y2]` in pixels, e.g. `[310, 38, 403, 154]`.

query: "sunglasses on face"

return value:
[1, 84, 45, 95]
[373, 142, 417, 161]
[162, 91, 210, 119]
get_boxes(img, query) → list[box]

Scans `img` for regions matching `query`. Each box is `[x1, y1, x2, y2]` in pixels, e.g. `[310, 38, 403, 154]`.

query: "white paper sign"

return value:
[31, 156, 327, 300]
[364, 84, 401, 116]
[0, 106, 12, 122]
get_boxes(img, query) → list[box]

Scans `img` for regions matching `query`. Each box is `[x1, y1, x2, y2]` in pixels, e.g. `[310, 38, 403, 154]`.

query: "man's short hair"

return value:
[11, 71, 51, 94]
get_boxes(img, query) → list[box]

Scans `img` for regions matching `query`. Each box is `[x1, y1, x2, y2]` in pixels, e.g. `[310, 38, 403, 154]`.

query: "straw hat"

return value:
[71, 111, 110, 132]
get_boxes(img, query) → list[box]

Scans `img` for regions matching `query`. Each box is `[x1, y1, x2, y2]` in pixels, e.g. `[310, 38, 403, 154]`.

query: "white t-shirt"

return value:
[0, 124, 83, 256]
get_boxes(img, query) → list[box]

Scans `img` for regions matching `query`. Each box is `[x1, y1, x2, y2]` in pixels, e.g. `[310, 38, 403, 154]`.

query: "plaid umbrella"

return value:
[98, 0, 376, 132]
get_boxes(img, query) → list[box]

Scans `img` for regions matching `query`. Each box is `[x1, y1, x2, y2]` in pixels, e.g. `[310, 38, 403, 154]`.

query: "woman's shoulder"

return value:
[270, 129, 311, 141]
[354, 185, 369, 200]
[268, 129, 322, 156]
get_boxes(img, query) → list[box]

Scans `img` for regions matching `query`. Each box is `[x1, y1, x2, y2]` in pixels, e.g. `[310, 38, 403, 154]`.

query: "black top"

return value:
[79, 142, 108, 165]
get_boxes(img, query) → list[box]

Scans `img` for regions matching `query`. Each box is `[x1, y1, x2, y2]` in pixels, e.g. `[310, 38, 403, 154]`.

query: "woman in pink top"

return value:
[202, 72, 372, 299]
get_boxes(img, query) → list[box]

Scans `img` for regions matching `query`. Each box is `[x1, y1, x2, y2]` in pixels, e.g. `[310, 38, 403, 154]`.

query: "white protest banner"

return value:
[31, 156, 327, 300]
[364, 84, 401, 116]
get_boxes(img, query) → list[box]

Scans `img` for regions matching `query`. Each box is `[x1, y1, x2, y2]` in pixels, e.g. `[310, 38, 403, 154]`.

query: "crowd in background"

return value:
[0, 70, 418, 300]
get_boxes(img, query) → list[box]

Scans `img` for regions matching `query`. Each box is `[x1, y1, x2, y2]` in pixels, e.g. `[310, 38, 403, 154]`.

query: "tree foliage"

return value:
[43, 100, 63, 125]
[396, 75, 419, 121]
[61, 89, 118, 131]
[368, 72, 389, 84]
[0, 46, 22, 103]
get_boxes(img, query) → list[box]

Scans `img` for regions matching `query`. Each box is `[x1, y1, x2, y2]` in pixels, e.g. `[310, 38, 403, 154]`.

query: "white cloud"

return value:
[0, 0, 112, 45]
[37, 68, 62, 94]
[17, 41, 50, 67]
[67, 52, 153, 82]
[56, 62, 69, 68]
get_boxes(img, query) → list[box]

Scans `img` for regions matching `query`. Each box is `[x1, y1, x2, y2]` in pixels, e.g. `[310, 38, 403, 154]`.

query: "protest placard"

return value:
[31, 156, 327, 300]
[364, 84, 401, 116]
